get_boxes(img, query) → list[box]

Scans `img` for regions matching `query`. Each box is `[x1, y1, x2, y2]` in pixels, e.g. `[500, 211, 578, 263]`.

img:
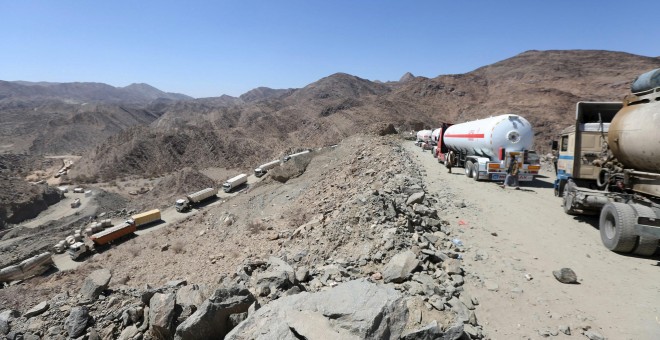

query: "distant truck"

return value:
[254, 160, 281, 177]
[283, 150, 311, 162]
[223, 174, 248, 193]
[554, 69, 660, 255]
[175, 187, 218, 212]
[433, 114, 540, 182]
[69, 211, 159, 259]
[129, 209, 161, 227]
[71, 198, 81, 208]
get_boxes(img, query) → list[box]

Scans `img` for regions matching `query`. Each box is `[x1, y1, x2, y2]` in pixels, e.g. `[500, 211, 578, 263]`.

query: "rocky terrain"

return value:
[0, 155, 63, 229]
[71, 50, 660, 181]
[1, 49, 660, 339]
[0, 135, 487, 339]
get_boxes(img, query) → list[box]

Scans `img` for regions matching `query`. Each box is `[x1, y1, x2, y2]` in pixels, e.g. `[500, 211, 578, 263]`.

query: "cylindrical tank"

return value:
[444, 114, 534, 159]
[431, 128, 441, 143]
[631, 68, 660, 93]
[608, 93, 660, 172]
[416, 130, 432, 142]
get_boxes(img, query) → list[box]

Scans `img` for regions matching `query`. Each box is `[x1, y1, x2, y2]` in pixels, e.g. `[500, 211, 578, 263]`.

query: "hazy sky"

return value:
[2, 1, 658, 98]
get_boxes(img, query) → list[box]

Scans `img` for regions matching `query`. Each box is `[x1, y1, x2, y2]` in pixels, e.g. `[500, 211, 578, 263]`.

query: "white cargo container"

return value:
[254, 159, 281, 177]
[222, 174, 248, 193]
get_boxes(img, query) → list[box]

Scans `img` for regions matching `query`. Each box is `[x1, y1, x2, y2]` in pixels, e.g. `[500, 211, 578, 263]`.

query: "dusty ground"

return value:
[404, 142, 660, 340]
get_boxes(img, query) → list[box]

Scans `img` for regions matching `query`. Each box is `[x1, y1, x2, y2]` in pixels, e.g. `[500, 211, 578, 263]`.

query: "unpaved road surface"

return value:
[406, 142, 660, 340]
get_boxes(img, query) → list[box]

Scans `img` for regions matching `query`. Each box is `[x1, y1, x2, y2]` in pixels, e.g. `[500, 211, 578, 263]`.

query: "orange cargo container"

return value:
[90, 222, 136, 245]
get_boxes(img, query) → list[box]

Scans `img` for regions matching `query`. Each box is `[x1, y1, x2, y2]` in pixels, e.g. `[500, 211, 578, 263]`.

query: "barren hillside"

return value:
[72, 50, 660, 181]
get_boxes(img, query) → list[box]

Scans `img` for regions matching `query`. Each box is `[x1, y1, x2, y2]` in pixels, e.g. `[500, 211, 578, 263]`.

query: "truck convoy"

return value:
[254, 160, 281, 177]
[67, 209, 161, 260]
[555, 68, 660, 256]
[433, 114, 540, 182]
[223, 174, 248, 193]
[175, 187, 218, 212]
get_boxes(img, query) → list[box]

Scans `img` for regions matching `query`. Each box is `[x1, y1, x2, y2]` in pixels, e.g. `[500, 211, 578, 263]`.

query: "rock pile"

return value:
[0, 136, 486, 339]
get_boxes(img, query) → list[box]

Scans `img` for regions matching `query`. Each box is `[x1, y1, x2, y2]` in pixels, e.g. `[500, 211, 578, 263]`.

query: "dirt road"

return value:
[405, 142, 660, 340]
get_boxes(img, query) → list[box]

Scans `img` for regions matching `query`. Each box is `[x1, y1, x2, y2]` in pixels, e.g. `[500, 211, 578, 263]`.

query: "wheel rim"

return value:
[603, 213, 616, 239]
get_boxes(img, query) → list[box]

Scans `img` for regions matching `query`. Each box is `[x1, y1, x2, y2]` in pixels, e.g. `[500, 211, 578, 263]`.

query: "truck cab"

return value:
[175, 198, 190, 212]
[67, 242, 88, 260]
[553, 102, 622, 196]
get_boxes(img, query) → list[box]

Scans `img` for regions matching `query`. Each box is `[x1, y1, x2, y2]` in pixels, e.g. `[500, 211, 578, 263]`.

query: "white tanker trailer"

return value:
[555, 68, 660, 255]
[433, 114, 540, 181]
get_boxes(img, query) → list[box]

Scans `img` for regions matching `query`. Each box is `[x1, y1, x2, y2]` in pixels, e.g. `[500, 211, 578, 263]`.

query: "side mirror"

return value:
[551, 140, 558, 151]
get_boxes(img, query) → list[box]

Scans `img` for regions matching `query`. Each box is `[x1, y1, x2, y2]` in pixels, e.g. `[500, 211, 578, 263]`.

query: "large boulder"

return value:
[0, 310, 20, 335]
[225, 279, 408, 340]
[174, 285, 256, 340]
[176, 284, 208, 308]
[80, 268, 112, 301]
[382, 250, 420, 283]
[66, 306, 90, 338]
[149, 292, 177, 339]
[255, 257, 295, 292]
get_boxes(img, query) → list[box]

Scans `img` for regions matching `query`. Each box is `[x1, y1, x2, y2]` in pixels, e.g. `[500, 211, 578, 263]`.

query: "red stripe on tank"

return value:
[444, 133, 485, 138]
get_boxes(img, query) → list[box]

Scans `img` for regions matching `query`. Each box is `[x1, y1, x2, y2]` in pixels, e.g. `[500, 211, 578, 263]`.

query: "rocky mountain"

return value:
[0, 81, 193, 154]
[239, 87, 294, 103]
[0, 81, 192, 104]
[72, 50, 660, 180]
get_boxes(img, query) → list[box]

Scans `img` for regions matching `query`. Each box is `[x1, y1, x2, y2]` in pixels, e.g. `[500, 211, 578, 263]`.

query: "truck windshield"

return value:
[222, 183, 231, 189]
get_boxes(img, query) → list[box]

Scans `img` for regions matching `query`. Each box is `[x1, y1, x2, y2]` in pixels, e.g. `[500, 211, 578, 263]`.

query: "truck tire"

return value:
[471, 165, 479, 181]
[554, 179, 567, 197]
[631, 204, 659, 256]
[432, 147, 438, 158]
[563, 192, 577, 215]
[599, 202, 637, 253]
[465, 161, 473, 178]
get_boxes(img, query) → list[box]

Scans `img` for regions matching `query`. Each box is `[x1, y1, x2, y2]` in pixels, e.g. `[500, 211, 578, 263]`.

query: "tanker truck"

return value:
[415, 129, 433, 150]
[175, 187, 218, 212]
[433, 114, 540, 181]
[554, 68, 660, 256]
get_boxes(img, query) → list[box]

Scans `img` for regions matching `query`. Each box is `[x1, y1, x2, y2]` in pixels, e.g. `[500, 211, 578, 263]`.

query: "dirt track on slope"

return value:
[405, 142, 660, 340]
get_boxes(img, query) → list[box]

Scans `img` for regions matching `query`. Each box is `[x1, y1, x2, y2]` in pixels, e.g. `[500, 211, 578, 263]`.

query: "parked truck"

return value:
[130, 209, 161, 227]
[89, 221, 136, 246]
[175, 187, 218, 212]
[223, 174, 248, 193]
[254, 160, 281, 177]
[433, 114, 540, 181]
[554, 69, 660, 256]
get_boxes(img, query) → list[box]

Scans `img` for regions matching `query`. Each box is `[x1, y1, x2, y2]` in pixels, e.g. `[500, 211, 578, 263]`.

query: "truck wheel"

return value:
[465, 161, 473, 178]
[563, 192, 577, 215]
[471, 166, 479, 181]
[432, 147, 437, 158]
[554, 179, 567, 197]
[599, 202, 637, 253]
[631, 204, 659, 256]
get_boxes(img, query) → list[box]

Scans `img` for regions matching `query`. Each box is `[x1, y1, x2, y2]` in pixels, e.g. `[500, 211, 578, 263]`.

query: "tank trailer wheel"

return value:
[465, 161, 473, 178]
[599, 202, 637, 253]
[631, 204, 659, 256]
